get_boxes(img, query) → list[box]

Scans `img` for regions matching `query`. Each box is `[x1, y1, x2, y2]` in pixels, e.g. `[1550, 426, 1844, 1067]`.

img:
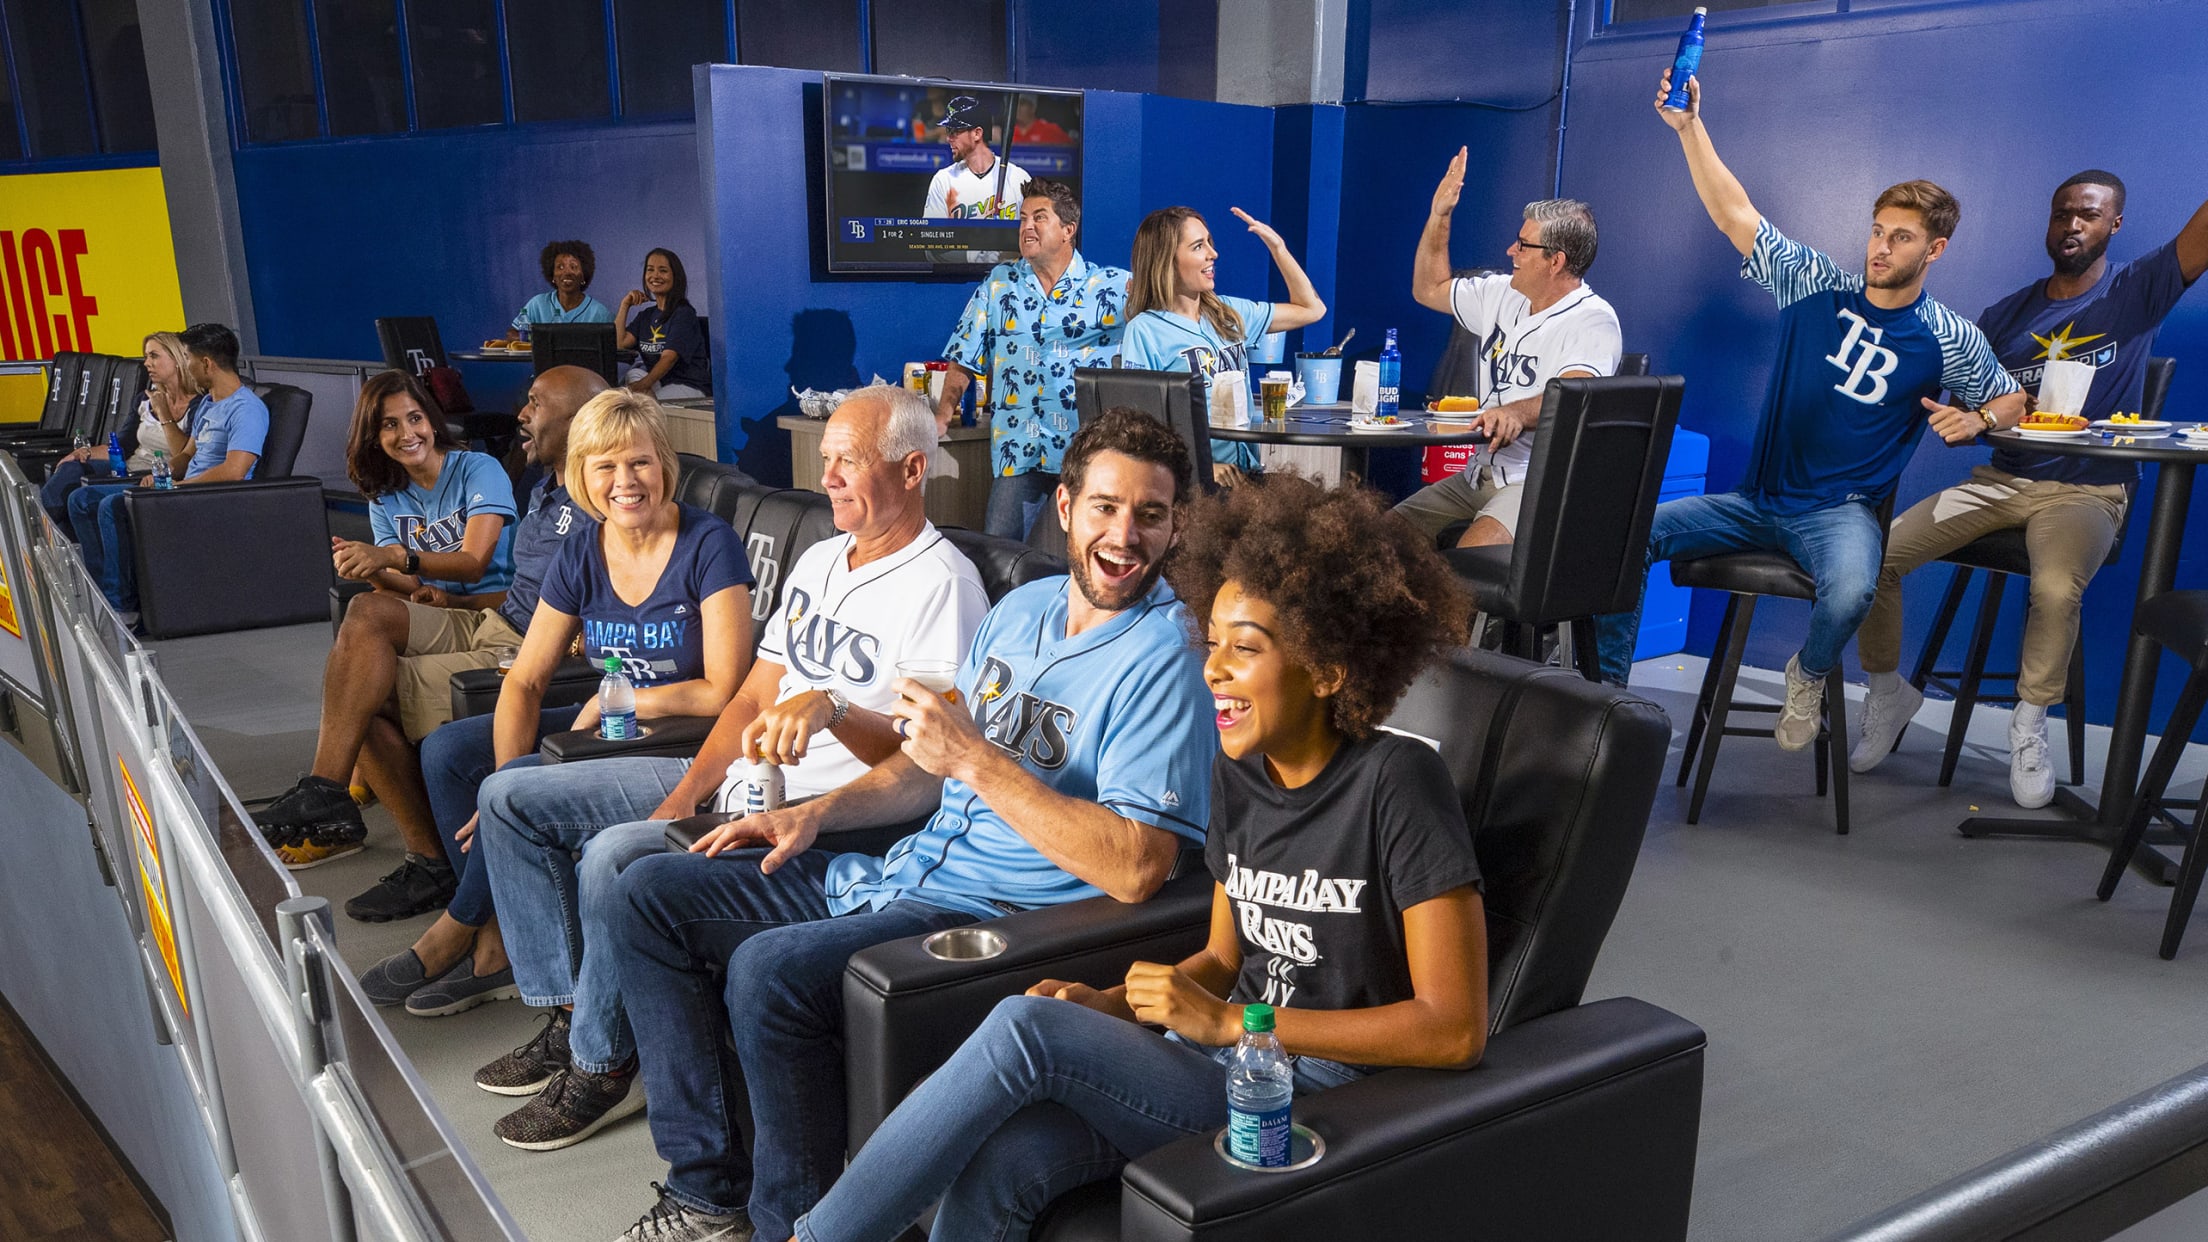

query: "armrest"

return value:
[539, 713, 718, 762]
[449, 658, 599, 720]
[330, 581, 371, 638]
[843, 869, 1215, 1150]
[125, 477, 334, 638]
[1112, 997, 1705, 1242]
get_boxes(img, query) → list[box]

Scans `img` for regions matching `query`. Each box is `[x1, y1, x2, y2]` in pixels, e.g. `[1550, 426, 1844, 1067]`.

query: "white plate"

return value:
[2014, 428, 2092, 440]
[1348, 418, 1418, 432]
[2092, 419, 2172, 432]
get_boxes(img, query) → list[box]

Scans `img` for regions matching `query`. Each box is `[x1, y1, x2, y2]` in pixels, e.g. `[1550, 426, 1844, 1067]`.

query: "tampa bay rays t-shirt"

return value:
[368, 449, 518, 595]
[626, 302, 713, 394]
[825, 574, 1217, 919]
[1738, 218, 2016, 515]
[714, 523, 990, 806]
[537, 502, 752, 686]
[1980, 240, 2194, 487]
[1208, 731, 1482, 1013]
[499, 479, 594, 632]
[186, 386, 270, 478]
[1120, 296, 1276, 474]
[1446, 274, 1622, 485]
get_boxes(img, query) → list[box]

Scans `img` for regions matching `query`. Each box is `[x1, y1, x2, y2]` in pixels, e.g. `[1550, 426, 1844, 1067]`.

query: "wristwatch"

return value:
[403, 550, 420, 576]
[824, 689, 850, 728]
[1978, 407, 1999, 432]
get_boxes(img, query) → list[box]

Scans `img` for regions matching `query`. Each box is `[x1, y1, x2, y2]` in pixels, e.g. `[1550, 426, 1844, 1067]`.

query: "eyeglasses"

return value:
[1508, 235, 1562, 255]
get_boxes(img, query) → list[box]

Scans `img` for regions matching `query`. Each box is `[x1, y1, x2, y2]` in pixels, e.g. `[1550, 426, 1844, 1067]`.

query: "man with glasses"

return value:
[1394, 147, 1622, 551]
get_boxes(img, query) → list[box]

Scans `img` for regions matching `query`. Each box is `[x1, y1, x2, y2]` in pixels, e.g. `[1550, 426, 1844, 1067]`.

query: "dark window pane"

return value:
[6, 2, 99, 157]
[0, 35, 22, 161]
[226, 0, 319, 143]
[1606, 0, 1824, 24]
[405, 0, 504, 129]
[507, 0, 611, 123]
[314, 0, 406, 136]
[871, 0, 1005, 81]
[78, 0, 157, 153]
[615, 0, 725, 118]
[736, 0, 860, 72]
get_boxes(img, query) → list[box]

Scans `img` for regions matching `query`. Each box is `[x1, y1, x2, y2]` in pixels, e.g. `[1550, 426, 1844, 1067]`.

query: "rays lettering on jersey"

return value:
[392, 511, 469, 553]
[1178, 337, 1249, 378]
[745, 532, 780, 622]
[585, 618, 687, 667]
[1825, 308, 1901, 404]
[972, 654, 1077, 769]
[779, 586, 883, 685]
[1480, 326, 1540, 390]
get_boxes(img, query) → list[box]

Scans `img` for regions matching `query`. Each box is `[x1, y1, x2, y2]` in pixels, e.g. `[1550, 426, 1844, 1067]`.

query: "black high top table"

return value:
[1205, 403, 1491, 479]
[1959, 427, 2206, 883]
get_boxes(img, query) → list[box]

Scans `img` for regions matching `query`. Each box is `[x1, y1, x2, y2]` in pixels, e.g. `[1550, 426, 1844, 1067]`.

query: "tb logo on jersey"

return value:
[1825, 308, 1900, 404]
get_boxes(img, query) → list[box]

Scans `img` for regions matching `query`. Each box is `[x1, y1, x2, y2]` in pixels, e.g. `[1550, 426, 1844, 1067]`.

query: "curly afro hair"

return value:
[1167, 473, 1471, 738]
[540, 239, 596, 289]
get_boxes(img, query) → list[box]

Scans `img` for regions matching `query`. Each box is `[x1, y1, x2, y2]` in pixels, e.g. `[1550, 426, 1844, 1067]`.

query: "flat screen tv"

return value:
[822, 74, 1084, 275]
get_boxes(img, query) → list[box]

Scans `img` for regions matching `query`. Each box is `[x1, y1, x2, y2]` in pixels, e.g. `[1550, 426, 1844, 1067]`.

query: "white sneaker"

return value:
[2010, 711, 2056, 809]
[1850, 679, 1925, 772]
[1775, 655, 1824, 752]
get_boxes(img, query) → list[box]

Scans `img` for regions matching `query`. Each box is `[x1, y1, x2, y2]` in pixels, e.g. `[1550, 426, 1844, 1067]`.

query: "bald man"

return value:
[257, 365, 610, 893]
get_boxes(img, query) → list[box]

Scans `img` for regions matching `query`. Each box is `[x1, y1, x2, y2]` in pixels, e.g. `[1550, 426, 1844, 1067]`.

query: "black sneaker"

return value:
[475, 1010, 572, 1096]
[256, 775, 365, 850]
[613, 1183, 751, 1241]
[344, 853, 458, 922]
[494, 1064, 644, 1151]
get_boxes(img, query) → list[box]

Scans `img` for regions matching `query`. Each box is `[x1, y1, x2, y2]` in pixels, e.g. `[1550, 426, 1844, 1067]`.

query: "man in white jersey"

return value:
[469, 383, 990, 1151]
[1394, 148, 1622, 549]
[923, 94, 1030, 222]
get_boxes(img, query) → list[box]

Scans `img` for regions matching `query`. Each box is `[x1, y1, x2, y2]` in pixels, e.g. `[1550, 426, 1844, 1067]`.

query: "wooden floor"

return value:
[0, 994, 169, 1242]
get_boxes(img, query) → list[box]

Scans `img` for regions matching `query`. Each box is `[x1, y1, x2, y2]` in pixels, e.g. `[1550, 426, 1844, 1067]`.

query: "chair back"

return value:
[1505, 374, 1683, 623]
[1382, 647, 1670, 1032]
[1618, 352, 1651, 377]
[39, 352, 89, 431]
[66, 354, 117, 441]
[2145, 356, 2177, 422]
[96, 359, 148, 441]
[675, 452, 756, 519]
[532, 323, 618, 384]
[1073, 363, 1214, 481]
[251, 383, 315, 479]
[374, 316, 449, 377]
[942, 527, 1066, 604]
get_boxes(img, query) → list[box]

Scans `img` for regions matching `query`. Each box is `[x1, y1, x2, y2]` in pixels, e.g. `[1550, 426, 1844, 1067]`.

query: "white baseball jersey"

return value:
[713, 523, 990, 808]
[924, 156, 1032, 220]
[1447, 274, 1622, 485]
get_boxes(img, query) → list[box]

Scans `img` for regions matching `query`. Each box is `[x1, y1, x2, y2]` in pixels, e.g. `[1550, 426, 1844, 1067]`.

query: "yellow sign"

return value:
[0, 545, 17, 639]
[117, 753, 186, 1012]
[0, 166, 186, 421]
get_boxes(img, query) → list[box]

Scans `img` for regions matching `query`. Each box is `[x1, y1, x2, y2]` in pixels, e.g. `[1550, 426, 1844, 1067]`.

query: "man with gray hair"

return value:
[468, 382, 991, 1151]
[1394, 147, 1622, 549]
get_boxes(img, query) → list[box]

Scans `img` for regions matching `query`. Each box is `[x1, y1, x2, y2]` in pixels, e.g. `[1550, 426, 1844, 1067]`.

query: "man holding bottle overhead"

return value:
[1591, 69, 2028, 747]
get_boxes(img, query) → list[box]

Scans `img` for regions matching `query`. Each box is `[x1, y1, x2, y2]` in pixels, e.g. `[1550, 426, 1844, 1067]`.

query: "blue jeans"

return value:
[417, 704, 582, 927]
[67, 481, 138, 610]
[984, 470, 1058, 540]
[476, 755, 692, 1072]
[1594, 491, 1884, 686]
[613, 849, 974, 1238]
[40, 457, 114, 527]
[795, 995, 1366, 1242]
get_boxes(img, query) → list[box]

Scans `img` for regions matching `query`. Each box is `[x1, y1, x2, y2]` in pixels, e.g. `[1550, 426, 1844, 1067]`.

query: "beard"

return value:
[2049, 234, 2109, 278]
[1866, 251, 1929, 291]
[1067, 534, 1165, 613]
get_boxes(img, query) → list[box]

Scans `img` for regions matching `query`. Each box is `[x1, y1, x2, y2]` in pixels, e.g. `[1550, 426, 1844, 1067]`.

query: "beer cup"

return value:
[898, 658, 961, 705]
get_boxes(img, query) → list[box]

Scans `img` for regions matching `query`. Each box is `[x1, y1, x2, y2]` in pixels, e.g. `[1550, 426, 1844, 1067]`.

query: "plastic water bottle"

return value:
[107, 432, 127, 476]
[742, 753, 785, 816]
[150, 451, 174, 490]
[598, 654, 637, 741]
[1225, 1003, 1294, 1168]
[1376, 329, 1402, 419]
[1663, 8, 1708, 110]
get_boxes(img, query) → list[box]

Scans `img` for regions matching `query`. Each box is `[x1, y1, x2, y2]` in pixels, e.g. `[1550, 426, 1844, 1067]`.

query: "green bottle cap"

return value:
[1242, 1003, 1275, 1033]
[603, 654, 619, 673]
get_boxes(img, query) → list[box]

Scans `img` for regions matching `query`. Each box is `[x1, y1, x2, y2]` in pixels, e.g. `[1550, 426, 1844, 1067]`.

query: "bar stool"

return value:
[2096, 590, 2208, 959]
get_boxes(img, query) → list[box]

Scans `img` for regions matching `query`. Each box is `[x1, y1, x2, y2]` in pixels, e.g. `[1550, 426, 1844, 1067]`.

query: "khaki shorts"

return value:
[1391, 466, 1524, 541]
[394, 602, 526, 742]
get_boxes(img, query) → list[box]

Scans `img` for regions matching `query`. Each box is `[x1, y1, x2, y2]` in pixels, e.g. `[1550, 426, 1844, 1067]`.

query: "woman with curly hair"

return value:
[507, 239, 613, 341]
[787, 474, 1482, 1242]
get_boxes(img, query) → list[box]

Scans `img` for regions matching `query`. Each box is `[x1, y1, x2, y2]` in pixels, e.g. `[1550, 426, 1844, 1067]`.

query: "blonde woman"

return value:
[40, 331, 203, 523]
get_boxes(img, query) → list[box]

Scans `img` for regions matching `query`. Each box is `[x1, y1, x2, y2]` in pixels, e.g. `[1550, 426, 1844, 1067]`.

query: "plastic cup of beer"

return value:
[1260, 375, 1291, 422]
[899, 659, 961, 705]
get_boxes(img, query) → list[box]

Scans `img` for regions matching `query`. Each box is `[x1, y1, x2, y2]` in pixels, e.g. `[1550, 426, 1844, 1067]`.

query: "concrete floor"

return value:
[154, 622, 2208, 1241]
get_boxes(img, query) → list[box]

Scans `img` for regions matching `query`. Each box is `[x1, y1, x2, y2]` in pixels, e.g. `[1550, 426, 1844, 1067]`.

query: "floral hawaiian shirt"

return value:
[943, 251, 1131, 477]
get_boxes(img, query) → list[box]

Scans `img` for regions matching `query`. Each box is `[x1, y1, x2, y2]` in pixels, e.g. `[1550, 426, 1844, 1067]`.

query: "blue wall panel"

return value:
[1557, 0, 2208, 725]
[1364, 0, 1563, 106]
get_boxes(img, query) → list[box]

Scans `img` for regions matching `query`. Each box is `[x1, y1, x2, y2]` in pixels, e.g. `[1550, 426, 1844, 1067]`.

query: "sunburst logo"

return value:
[2030, 321, 2109, 362]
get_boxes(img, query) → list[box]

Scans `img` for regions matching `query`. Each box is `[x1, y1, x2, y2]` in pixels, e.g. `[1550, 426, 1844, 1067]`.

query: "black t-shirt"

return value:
[627, 301, 712, 393]
[1205, 732, 1483, 1013]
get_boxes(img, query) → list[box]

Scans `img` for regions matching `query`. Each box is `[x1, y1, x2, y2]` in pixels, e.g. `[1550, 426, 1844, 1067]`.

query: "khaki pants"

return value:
[1858, 466, 2128, 706]
[1392, 464, 1524, 541]
[394, 602, 527, 742]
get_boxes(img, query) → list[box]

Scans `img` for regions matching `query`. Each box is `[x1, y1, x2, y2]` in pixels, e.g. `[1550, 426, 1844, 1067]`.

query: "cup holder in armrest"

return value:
[922, 927, 1008, 961]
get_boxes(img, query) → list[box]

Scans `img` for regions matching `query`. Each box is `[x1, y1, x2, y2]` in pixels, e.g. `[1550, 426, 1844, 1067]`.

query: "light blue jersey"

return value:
[826, 574, 1217, 920]
[368, 449, 519, 594]
[1119, 295, 1275, 473]
[511, 291, 614, 332]
[186, 386, 270, 478]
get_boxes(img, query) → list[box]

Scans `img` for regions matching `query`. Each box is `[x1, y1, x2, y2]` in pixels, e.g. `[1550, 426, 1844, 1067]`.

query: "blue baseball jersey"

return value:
[512, 291, 613, 332]
[537, 502, 752, 686]
[1738, 219, 2016, 515]
[368, 449, 518, 594]
[1981, 240, 2195, 487]
[826, 574, 1218, 920]
[943, 251, 1131, 478]
[186, 386, 270, 479]
[499, 480, 595, 632]
[1120, 296, 1275, 474]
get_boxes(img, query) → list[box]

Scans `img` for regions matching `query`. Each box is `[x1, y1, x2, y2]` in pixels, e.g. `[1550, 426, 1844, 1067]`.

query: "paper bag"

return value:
[2039, 358, 2095, 417]
[1351, 360, 1381, 414]
[1210, 368, 1252, 429]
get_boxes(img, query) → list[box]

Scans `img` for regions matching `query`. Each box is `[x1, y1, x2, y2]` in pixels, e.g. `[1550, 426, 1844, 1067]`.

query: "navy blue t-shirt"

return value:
[1981, 241, 2194, 487]
[536, 502, 751, 686]
[498, 479, 596, 632]
[627, 302, 712, 393]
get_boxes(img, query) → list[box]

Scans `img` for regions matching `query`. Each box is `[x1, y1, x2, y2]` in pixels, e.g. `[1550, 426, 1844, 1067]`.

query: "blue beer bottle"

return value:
[1664, 8, 1708, 110]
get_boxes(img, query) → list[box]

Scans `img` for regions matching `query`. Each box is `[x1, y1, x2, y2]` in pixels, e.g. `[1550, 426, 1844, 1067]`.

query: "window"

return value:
[313, 0, 406, 136]
[615, 0, 727, 118]
[506, 0, 612, 123]
[6, 2, 100, 158]
[227, 0, 319, 143]
[870, 0, 1007, 81]
[78, 0, 156, 153]
[738, 0, 861, 73]
[0, 31, 21, 161]
[405, 0, 504, 129]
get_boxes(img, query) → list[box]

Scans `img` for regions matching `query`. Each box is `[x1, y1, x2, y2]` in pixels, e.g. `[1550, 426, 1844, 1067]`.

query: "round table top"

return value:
[448, 349, 536, 363]
[1208, 408, 1490, 449]
[1983, 426, 2208, 465]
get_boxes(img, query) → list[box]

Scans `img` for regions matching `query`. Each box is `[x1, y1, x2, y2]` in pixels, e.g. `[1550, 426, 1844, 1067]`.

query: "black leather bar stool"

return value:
[1671, 496, 1895, 835]
[2097, 590, 2208, 958]
[1445, 374, 1683, 680]
[1900, 357, 2172, 784]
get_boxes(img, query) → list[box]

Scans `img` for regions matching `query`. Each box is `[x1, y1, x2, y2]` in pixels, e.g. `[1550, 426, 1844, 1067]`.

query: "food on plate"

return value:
[2019, 412, 2089, 431]
[2107, 412, 2143, 423]
[1429, 395, 1480, 413]
[1357, 414, 1406, 426]
[482, 339, 506, 351]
